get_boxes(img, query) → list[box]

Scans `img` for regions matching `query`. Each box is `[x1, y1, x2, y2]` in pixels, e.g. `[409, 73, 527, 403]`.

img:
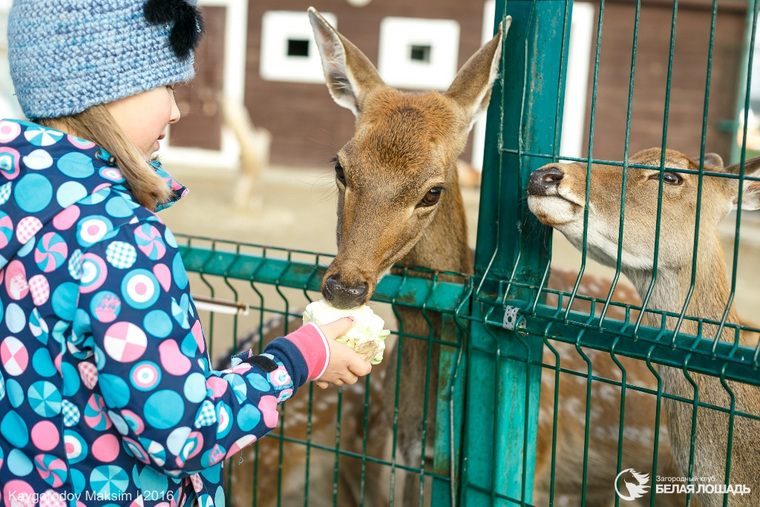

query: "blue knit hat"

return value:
[7, 0, 203, 119]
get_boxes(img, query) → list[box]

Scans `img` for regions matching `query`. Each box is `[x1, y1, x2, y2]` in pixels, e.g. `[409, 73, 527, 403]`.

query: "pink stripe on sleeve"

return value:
[285, 322, 330, 381]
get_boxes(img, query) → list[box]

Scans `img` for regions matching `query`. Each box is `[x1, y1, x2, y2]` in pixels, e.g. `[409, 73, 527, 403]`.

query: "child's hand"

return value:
[314, 317, 372, 389]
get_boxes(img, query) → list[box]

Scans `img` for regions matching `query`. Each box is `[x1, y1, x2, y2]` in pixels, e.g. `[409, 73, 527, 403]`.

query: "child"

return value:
[0, 1, 372, 505]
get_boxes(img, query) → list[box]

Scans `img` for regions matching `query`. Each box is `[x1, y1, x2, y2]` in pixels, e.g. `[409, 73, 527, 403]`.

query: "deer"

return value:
[527, 148, 760, 506]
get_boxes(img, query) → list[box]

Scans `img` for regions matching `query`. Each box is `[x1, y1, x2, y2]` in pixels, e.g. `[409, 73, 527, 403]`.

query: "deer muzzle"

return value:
[322, 274, 371, 309]
[528, 165, 564, 196]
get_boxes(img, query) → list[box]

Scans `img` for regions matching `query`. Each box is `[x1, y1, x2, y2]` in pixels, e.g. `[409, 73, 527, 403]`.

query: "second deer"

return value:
[528, 148, 760, 506]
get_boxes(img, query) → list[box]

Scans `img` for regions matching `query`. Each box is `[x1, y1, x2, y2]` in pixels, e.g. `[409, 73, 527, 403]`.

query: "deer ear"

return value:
[742, 181, 760, 210]
[703, 153, 724, 168]
[725, 156, 760, 210]
[308, 7, 385, 116]
[445, 16, 511, 130]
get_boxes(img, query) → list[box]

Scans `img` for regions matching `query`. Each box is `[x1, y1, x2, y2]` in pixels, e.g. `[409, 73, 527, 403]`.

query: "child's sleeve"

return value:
[233, 322, 330, 387]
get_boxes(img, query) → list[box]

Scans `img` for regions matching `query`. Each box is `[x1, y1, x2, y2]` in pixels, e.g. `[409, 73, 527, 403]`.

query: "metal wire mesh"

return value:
[177, 235, 472, 506]
[469, 0, 760, 505]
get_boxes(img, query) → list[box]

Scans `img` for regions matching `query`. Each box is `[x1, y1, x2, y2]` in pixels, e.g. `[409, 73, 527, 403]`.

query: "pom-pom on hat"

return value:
[7, 0, 204, 119]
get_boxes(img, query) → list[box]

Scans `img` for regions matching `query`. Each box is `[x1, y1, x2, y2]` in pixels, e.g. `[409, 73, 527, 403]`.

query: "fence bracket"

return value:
[502, 305, 520, 330]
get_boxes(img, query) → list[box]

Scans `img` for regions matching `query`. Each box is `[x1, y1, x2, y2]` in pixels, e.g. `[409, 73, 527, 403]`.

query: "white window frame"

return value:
[560, 2, 593, 160]
[377, 17, 460, 91]
[259, 10, 337, 84]
[471, 0, 498, 172]
[0, 0, 247, 169]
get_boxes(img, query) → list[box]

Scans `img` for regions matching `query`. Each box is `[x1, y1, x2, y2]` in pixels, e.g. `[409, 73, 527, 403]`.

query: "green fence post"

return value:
[462, 1, 572, 505]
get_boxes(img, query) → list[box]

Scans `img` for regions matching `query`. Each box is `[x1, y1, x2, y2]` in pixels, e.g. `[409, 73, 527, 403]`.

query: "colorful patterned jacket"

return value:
[0, 119, 329, 506]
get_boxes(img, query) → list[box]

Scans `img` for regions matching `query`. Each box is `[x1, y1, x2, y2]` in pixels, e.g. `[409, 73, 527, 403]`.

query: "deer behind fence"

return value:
[528, 148, 760, 506]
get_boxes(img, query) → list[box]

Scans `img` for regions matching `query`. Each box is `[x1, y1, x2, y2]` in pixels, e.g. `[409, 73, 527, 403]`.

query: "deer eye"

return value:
[418, 186, 443, 208]
[334, 159, 346, 185]
[649, 171, 683, 185]
[662, 172, 683, 185]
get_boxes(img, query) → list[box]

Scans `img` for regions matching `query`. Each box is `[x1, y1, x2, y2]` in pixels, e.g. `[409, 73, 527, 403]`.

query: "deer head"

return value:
[527, 148, 760, 331]
[308, 7, 509, 308]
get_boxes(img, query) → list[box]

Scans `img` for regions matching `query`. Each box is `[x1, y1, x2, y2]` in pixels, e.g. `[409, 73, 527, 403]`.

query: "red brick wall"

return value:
[172, 6, 226, 151]
[578, 0, 746, 159]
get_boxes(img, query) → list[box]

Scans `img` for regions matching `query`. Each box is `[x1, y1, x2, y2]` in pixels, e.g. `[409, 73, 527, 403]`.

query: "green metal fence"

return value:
[177, 236, 473, 506]
[180, 1, 760, 505]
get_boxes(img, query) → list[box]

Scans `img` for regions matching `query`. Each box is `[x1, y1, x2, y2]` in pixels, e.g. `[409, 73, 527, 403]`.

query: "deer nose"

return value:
[528, 166, 564, 196]
[323, 275, 369, 309]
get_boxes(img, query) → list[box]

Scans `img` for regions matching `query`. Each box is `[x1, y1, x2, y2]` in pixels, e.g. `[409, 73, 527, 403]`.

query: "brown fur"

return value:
[229, 12, 702, 507]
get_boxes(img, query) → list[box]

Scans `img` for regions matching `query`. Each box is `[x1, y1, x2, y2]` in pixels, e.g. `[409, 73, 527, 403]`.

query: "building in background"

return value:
[169, 0, 751, 170]
[168, 0, 499, 170]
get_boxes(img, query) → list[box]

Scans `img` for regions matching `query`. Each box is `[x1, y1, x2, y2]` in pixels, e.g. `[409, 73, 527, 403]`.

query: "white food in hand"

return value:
[302, 299, 390, 365]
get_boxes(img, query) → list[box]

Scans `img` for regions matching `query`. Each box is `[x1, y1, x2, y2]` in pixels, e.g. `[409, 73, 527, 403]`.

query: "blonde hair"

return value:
[38, 104, 174, 210]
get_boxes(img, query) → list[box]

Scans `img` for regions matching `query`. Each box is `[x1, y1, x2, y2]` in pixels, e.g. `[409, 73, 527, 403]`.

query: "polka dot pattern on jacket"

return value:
[0, 119, 319, 506]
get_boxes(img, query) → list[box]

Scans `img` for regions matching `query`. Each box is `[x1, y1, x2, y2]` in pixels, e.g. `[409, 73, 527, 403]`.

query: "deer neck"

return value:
[626, 236, 745, 345]
[400, 163, 473, 276]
